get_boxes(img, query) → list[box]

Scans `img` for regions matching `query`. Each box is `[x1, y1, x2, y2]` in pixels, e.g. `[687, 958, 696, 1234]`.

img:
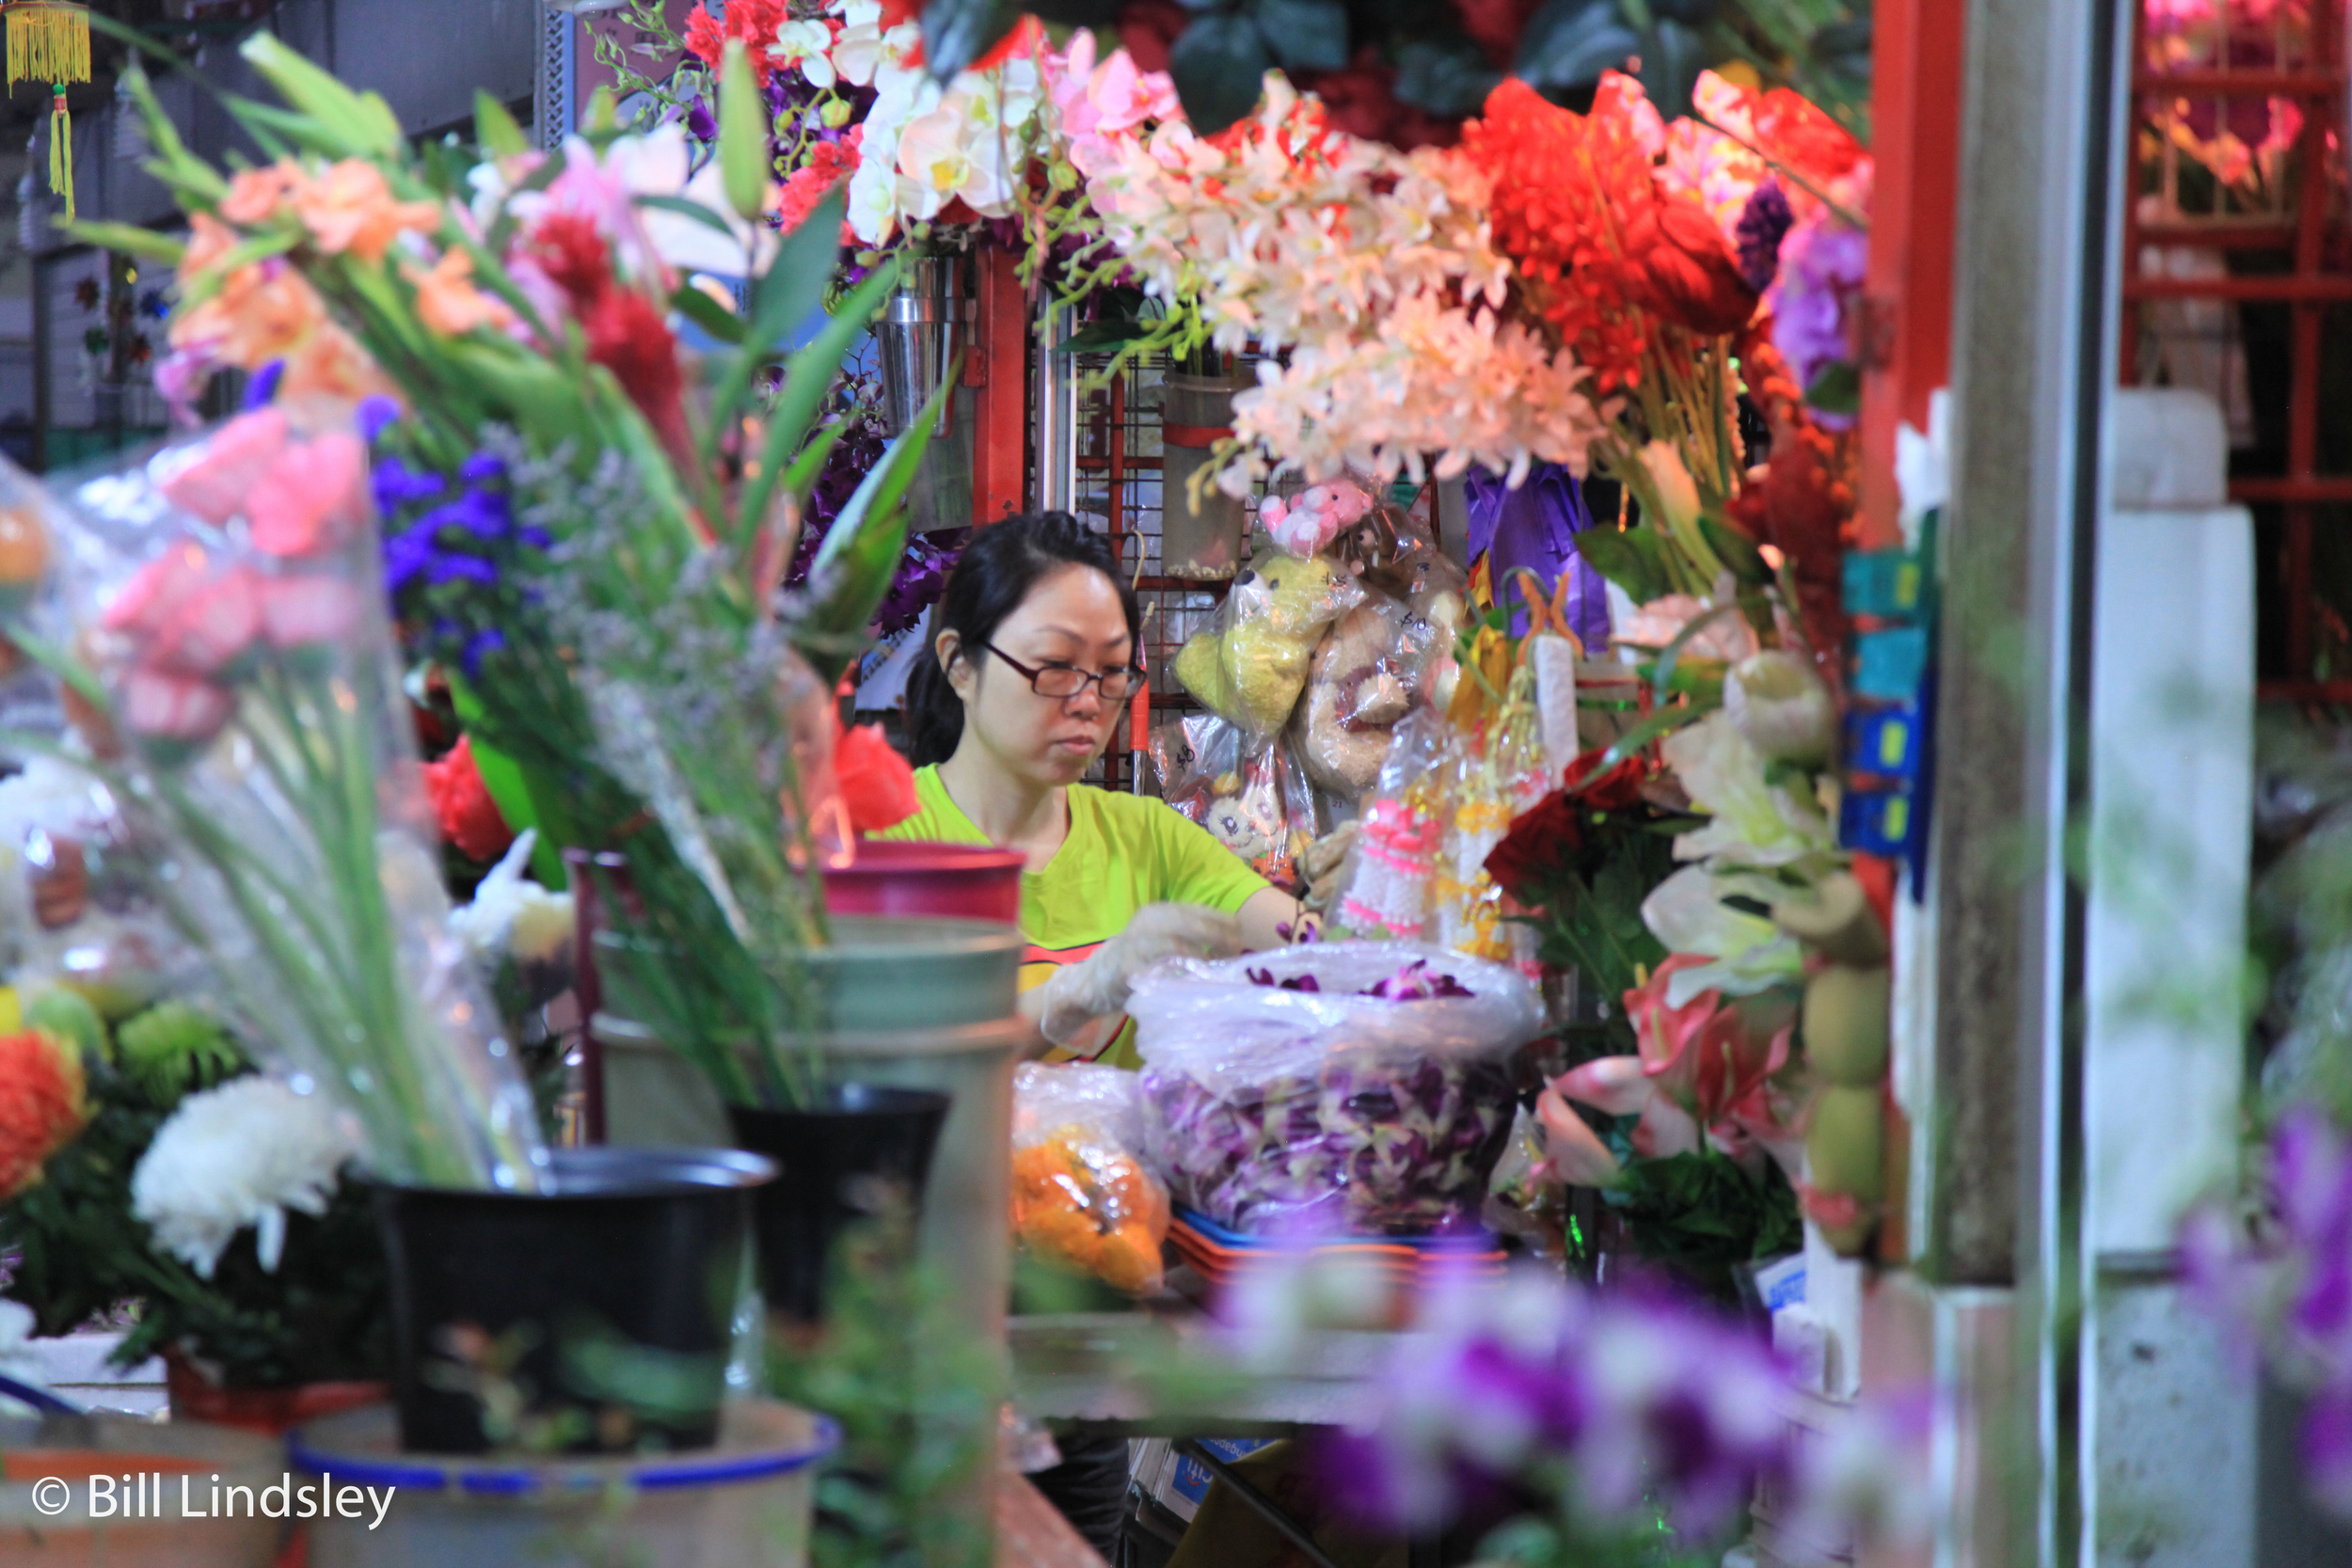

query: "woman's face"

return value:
[942, 563, 1133, 787]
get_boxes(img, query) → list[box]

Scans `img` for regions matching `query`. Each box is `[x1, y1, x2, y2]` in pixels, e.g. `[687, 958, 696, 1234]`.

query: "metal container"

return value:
[877, 256, 973, 533]
[1158, 371, 1249, 578]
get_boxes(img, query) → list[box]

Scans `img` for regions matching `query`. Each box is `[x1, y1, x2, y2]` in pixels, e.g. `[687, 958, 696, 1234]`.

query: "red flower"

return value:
[1483, 789, 1582, 903]
[530, 212, 613, 316]
[973, 13, 1043, 72]
[683, 0, 790, 85]
[1562, 748, 1646, 809]
[1623, 195, 1759, 337]
[1754, 87, 1866, 186]
[422, 735, 515, 863]
[0, 1027, 88, 1202]
[835, 720, 918, 833]
[584, 286, 691, 467]
[776, 131, 862, 235]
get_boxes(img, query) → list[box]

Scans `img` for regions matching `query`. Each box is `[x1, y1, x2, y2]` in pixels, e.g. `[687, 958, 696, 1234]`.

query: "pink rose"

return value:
[247, 431, 368, 558]
[144, 564, 262, 678]
[103, 546, 215, 636]
[120, 667, 234, 747]
[158, 408, 291, 525]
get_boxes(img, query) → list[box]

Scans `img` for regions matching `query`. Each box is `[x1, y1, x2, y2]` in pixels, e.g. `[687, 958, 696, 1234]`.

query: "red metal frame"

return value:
[969, 245, 1031, 529]
[2121, 0, 2350, 695]
[1858, 0, 1967, 549]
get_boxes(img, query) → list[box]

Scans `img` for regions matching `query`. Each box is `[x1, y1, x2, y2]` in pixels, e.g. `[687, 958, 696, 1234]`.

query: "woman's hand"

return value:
[1031, 903, 1245, 1048]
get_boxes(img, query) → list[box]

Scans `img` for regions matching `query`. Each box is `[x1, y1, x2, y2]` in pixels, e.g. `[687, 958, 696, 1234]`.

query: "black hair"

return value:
[904, 511, 1142, 768]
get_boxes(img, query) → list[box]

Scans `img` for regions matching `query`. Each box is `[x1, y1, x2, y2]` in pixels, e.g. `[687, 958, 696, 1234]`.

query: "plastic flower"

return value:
[0, 1027, 89, 1202]
[1658, 709, 1835, 869]
[421, 735, 515, 863]
[450, 829, 575, 966]
[291, 160, 443, 263]
[131, 1077, 358, 1277]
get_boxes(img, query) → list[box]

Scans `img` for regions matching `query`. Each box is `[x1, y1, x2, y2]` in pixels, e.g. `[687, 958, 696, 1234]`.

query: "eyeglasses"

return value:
[984, 643, 1144, 703]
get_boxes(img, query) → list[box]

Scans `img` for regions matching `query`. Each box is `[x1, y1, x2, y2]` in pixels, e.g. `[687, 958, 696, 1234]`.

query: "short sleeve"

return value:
[1139, 796, 1269, 914]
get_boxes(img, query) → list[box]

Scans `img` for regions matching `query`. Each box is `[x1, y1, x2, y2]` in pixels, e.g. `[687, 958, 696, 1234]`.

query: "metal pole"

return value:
[1033, 302, 1077, 514]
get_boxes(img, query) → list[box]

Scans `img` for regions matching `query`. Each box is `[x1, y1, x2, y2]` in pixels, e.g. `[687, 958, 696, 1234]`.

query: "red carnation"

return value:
[1562, 749, 1647, 809]
[684, 0, 790, 85]
[422, 735, 515, 863]
[1624, 195, 1760, 338]
[836, 721, 918, 834]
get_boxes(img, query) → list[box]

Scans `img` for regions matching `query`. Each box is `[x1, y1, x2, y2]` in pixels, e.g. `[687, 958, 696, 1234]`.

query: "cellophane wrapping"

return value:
[1128, 942, 1540, 1235]
[1010, 1062, 1169, 1294]
[0, 405, 545, 1191]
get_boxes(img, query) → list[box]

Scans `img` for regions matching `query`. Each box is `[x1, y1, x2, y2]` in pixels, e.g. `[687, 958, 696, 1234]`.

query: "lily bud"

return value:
[1725, 648, 1836, 767]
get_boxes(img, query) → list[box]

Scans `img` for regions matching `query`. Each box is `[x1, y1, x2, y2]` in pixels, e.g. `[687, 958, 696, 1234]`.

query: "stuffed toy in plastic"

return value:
[1174, 553, 1361, 735]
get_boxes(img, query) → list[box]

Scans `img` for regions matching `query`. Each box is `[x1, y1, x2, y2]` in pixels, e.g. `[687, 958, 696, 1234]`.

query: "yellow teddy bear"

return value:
[1174, 553, 1362, 736]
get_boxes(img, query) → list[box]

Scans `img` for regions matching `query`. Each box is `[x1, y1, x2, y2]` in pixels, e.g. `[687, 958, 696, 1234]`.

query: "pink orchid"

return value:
[246, 432, 367, 558]
[255, 575, 364, 651]
[158, 407, 290, 525]
[120, 667, 235, 747]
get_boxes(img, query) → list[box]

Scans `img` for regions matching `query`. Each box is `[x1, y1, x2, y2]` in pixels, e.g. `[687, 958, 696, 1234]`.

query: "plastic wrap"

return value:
[1010, 1062, 1170, 1293]
[1128, 942, 1541, 1235]
[1151, 713, 1321, 893]
[1172, 553, 1364, 739]
[0, 407, 546, 1191]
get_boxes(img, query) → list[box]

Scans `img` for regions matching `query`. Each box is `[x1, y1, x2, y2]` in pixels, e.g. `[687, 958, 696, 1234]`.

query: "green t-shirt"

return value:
[874, 765, 1267, 1067]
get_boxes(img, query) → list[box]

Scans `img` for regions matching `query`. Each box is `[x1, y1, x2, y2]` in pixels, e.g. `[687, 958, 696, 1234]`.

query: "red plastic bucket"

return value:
[824, 840, 1025, 926]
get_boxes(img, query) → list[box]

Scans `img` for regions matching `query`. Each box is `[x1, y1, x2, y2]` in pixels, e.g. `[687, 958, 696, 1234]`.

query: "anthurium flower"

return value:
[246, 431, 368, 558]
[0, 1026, 88, 1202]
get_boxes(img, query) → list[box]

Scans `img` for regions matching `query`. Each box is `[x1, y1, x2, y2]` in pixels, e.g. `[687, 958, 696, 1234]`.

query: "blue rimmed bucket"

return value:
[286, 1398, 838, 1567]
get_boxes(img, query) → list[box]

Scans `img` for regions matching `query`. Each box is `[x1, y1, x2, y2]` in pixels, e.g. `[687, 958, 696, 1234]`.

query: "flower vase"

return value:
[369, 1146, 772, 1455]
[1159, 369, 1250, 579]
[877, 255, 974, 534]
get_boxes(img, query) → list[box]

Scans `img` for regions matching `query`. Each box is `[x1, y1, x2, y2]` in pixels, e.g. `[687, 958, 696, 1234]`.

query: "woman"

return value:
[881, 511, 1301, 1068]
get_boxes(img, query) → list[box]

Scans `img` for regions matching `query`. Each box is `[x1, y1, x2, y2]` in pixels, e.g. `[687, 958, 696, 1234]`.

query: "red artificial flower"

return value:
[1483, 788, 1582, 903]
[1623, 194, 1760, 338]
[1562, 748, 1646, 809]
[1460, 75, 1658, 391]
[422, 735, 516, 863]
[835, 719, 918, 833]
[684, 0, 790, 85]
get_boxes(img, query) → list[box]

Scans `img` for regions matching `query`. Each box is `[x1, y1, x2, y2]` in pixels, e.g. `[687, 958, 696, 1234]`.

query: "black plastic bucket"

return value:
[370, 1146, 773, 1455]
[728, 1085, 951, 1325]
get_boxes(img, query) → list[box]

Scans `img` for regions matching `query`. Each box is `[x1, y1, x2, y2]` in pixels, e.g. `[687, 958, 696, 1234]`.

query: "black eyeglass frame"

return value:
[982, 642, 1145, 702]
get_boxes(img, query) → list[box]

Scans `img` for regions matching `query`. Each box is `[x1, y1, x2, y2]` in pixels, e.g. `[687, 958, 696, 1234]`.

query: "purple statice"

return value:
[1765, 218, 1868, 430]
[1735, 180, 1795, 293]
[2183, 1106, 2352, 1520]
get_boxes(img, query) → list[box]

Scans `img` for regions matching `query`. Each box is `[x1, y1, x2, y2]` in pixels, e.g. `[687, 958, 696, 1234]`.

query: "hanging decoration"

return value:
[5, 2, 89, 220]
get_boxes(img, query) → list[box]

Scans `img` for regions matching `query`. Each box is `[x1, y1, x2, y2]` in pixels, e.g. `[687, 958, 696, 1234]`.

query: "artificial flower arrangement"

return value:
[88, 32, 939, 1114]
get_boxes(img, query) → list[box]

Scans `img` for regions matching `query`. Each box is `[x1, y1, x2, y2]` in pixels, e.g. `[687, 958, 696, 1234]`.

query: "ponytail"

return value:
[904, 512, 1141, 768]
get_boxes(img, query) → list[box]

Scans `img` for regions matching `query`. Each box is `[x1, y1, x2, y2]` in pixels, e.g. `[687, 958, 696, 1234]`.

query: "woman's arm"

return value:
[1237, 885, 1304, 951]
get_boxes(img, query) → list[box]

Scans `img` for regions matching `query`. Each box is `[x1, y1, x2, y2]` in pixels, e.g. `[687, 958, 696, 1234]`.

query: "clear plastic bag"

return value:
[0, 406, 545, 1190]
[1172, 552, 1364, 739]
[1152, 713, 1322, 894]
[1128, 941, 1542, 1235]
[1010, 1062, 1170, 1293]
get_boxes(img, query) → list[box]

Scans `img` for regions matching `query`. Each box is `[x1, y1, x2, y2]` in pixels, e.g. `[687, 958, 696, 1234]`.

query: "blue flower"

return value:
[458, 450, 506, 485]
[243, 360, 286, 410]
[419, 487, 512, 542]
[427, 554, 498, 587]
[384, 523, 440, 594]
[463, 627, 506, 675]
[357, 395, 401, 443]
[373, 456, 447, 517]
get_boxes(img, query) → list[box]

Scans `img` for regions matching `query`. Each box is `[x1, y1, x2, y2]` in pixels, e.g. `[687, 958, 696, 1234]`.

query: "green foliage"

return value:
[1605, 1147, 1803, 1299]
[1511, 803, 1690, 1055]
[0, 1037, 389, 1388]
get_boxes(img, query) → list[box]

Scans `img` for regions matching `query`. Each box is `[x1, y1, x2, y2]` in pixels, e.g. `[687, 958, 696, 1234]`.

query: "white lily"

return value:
[1660, 709, 1836, 869]
[1639, 864, 1805, 1003]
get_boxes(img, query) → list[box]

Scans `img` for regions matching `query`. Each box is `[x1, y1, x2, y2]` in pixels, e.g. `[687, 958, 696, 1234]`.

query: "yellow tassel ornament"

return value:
[5, 3, 90, 221]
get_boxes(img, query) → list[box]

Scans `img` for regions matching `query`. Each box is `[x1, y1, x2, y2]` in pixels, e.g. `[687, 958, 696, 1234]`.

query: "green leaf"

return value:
[1805, 359, 1862, 416]
[634, 193, 739, 238]
[1596, 702, 1701, 773]
[1514, 0, 1641, 92]
[793, 373, 951, 681]
[238, 32, 401, 156]
[1251, 0, 1349, 72]
[1054, 317, 1155, 355]
[1170, 12, 1273, 137]
[57, 222, 184, 264]
[474, 91, 529, 159]
[733, 259, 900, 552]
[746, 192, 844, 356]
[719, 41, 769, 227]
[1699, 512, 1768, 585]
[1636, 17, 1708, 119]
[1392, 37, 1503, 118]
[671, 282, 747, 345]
[1570, 522, 1673, 604]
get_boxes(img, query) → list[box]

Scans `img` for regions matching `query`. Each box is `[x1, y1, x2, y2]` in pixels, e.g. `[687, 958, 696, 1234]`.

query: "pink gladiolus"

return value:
[145, 565, 262, 678]
[120, 667, 235, 746]
[255, 575, 364, 651]
[158, 407, 290, 524]
[247, 432, 368, 557]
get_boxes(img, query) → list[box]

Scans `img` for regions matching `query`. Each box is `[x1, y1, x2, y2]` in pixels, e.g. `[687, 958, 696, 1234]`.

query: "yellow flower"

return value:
[405, 248, 514, 338]
[292, 160, 442, 263]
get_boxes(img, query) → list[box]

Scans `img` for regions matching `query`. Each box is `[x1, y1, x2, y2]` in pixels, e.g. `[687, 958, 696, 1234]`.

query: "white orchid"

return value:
[132, 1078, 360, 1278]
[450, 830, 576, 967]
[828, 0, 922, 88]
[770, 19, 837, 89]
[1658, 710, 1836, 870]
[603, 122, 779, 277]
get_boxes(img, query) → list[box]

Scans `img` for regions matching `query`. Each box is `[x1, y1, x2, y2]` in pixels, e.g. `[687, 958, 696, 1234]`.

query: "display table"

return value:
[997, 1465, 1111, 1566]
[1011, 1304, 1393, 1433]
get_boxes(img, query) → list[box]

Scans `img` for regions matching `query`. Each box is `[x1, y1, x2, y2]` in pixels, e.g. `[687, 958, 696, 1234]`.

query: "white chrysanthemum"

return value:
[132, 1079, 358, 1278]
[450, 829, 575, 966]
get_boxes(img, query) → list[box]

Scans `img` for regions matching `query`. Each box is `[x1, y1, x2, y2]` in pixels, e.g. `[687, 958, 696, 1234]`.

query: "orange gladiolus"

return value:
[220, 159, 311, 226]
[407, 248, 515, 338]
[279, 323, 402, 405]
[292, 161, 443, 263]
[171, 262, 330, 369]
[0, 1028, 89, 1202]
